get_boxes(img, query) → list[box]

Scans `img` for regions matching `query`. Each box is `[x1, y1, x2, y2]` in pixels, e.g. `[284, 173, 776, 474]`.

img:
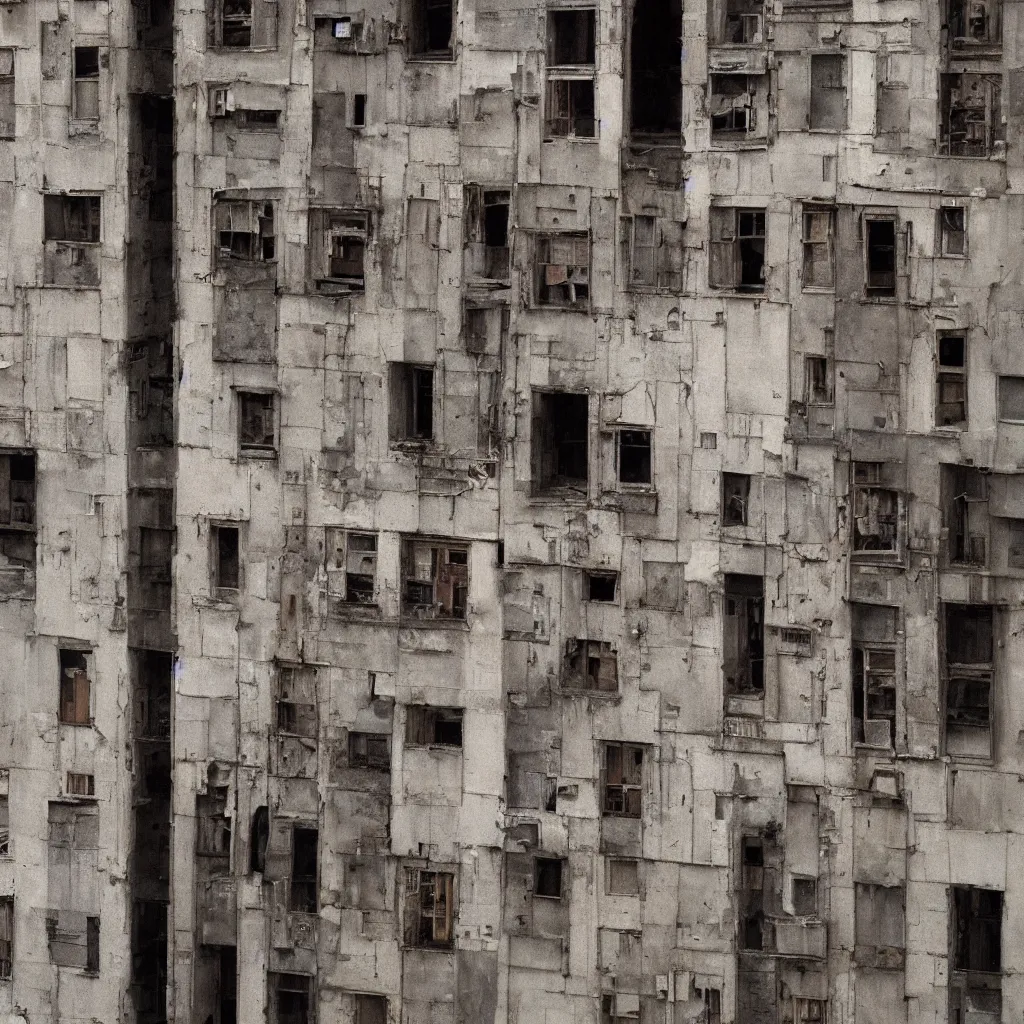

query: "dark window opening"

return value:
[66, 772, 95, 797]
[311, 209, 368, 292]
[389, 363, 434, 443]
[535, 233, 590, 307]
[851, 602, 898, 749]
[356, 995, 387, 1024]
[710, 74, 758, 138]
[940, 208, 966, 256]
[44, 195, 101, 243]
[618, 430, 652, 485]
[213, 525, 239, 591]
[533, 391, 589, 494]
[952, 886, 1002, 973]
[937, 334, 967, 426]
[710, 207, 765, 291]
[216, 199, 274, 262]
[723, 574, 764, 695]
[403, 868, 454, 948]
[0, 897, 11, 979]
[564, 639, 618, 693]
[586, 571, 618, 603]
[464, 187, 510, 281]
[289, 827, 318, 913]
[0, 49, 14, 141]
[547, 9, 595, 64]
[272, 973, 312, 1024]
[73, 47, 100, 121]
[196, 786, 231, 862]
[238, 391, 276, 454]
[410, 0, 453, 58]
[218, 946, 238, 1024]
[400, 539, 469, 620]
[945, 605, 994, 760]
[852, 462, 899, 554]
[86, 916, 99, 973]
[722, 473, 751, 526]
[249, 805, 269, 873]
[630, 0, 682, 134]
[805, 356, 833, 405]
[348, 732, 390, 769]
[802, 207, 836, 289]
[237, 109, 280, 130]
[405, 706, 463, 747]
[740, 836, 764, 950]
[624, 213, 684, 291]
[999, 375, 1024, 421]
[534, 857, 563, 899]
[353, 93, 366, 126]
[865, 218, 896, 296]
[944, 465, 987, 566]
[603, 742, 643, 818]
[59, 649, 91, 725]
[276, 666, 317, 740]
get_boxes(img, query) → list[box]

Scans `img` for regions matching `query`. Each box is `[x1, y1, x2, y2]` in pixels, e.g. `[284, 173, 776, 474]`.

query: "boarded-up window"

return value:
[724, 574, 764, 694]
[0, 796, 8, 857]
[276, 665, 317, 739]
[215, 199, 274, 262]
[58, 650, 91, 725]
[709, 207, 765, 291]
[348, 732, 390, 769]
[940, 73, 1003, 157]
[876, 53, 911, 147]
[0, 50, 14, 139]
[603, 742, 643, 818]
[607, 858, 639, 895]
[563, 639, 618, 692]
[855, 883, 904, 952]
[852, 462, 899, 554]
[937, 334, 967, 427]
[47, 802, 99, 970]
[809, 54, 846, 130]
[405, 706, 463, 747]
[403, 868, 454, 948]
[802, 207, 835, 289]
[400, 539, 469, 620]
[624, 214, 684, 291]
[309, 209, 368, 293]
[535, 233, 590, 308]
[998, 376, 1024, 421]
[66, 773, 95, 797]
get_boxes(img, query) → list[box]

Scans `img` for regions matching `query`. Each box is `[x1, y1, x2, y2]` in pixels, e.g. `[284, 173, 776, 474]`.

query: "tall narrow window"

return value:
[629, 0, 682, 134]
[618, 429, 652, 485]
[852, 462, 900, 556]
[464, 186, 510, 281]
[944, 605, 994, 759]
[237, 391, 277, 455]
[389, 363, 434, 443]
[602, 742, 643, 818]
[722, 473, 751, 527]
[403, 868, 455, 948]
[0, 49, 14, 140]
[324, 529, 377, 607]
[710, 207, 765, 292]
[809, 54, 847, 130]
[532, 391, 589, 494]
[936, 334, 967, 427]
[940, 207, 967, 256]
[939, 73, 1003, 157]
[864, 217, 897, 297]
[805, 356, 833, 406]
[58, 650, 91, 725]
[409, 0, 453, 58]
[72, 47, 100, 121]
[943, 464, 988, 566]
[545, 9, 597, 139]
[802, 207, 835, 289]
[0, 897, 11, 979]
[723, 575, 764, 695]
[851, 603, 898, 749]
[290, 827, 318, 913]
[212, 524, 240, 592]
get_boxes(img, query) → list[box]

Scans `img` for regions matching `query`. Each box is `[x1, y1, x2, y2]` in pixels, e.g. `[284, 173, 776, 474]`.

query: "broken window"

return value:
[72, 47, 100, 121]
[864, 216, 897, 296]
[563, 639, 618, 693]
[532, 391, 589, 494]
[875, 53, 911, 149]
[944, 605, 994, 759]
[403, 868, 454, 948]
[1009, 520, 1024, 569]
[998, 375, 1024, 421]
[623, 214, 684, 290]
[948, 0, 1001, 49]
[722, 473, 751, 527]
[714, 0, 763, 44]
[355, 996, 387, 1024]
[270, 973, 312, 1024]
[212, 524, 239, 592]
[275, 665, 317, 739]
[535, 233, 590, 308]
[855, 883, 904, 956]
[408, 0, 453, 58]
[802, 207, 835, 289]
[809, 54, 847, 130]
[405, 706, 463, 747]
[710, 207, 765, 291]
[602, 742, 643, 818]
[47, 803, 99, 970]
[58, 650, 91, 726]
[66, 773, 95, 797]
[805, 356, 834, 406]
[309, 209, 368, 293]
[196, 786, 231, 866]
[389, 363, 434, 443]
[289, 827, 318, 913]
[937, 334, 967, 427]
[250, 806, 269, 873]
[400, 539, 469, 620]
[545, 9, 596, 139]
[710, 75, 759, 139]
[952, 886, 1001, 971]
[0, 50, 14, 139]
[0, 796, 8, 857]
[603, 994, 642, 1024]
[348, 732, 390, 769]
[586, 571, 618, 603]
[723, 574, 764, 695]
[740, 836, 764, 950]
[534, 858, 563, 899]
[943, 465, 988, 566]
[618, 429, 652, 486]
[852, 462, 900, 555]
[0, 897, 11, 979]
[940, 73, 1003, 157]
[607, 858, 640, 895]
[851, 603, 899, 749]
[629, 0, 681, 134]
[215, 199, 275, 263]
[464, 186, 510, 281]
[44, 194, 101, 244]
[325, 529, 377, 608]
[238, 391, 276, 455]
[211, 0, 277, 48]
[940, 207, 967, 256]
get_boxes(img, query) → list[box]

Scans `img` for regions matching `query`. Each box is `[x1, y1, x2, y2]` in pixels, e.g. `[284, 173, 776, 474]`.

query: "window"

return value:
[852, 463, 899, 555]
[792, 877, 817, 916]
[851, 603, 898, 749]
[215, 199, 275, 262]
[249, 806, 269, 873]
[940, 207, 967, 256]
[602, 993, 642, 1024]
[289, 827, 318, 913]
[944, 605, 994, 759]
[805, 356, 833, 406]
[403, 868, 455, 948]
[606, 858, 640, 895]
[700, 432, 718, 449]
[535, 233, 590, 308]
[952, 886, 1002, 972]
[44, 195, 101, 244]
[740, 836, 764, 949]
[405, 706, 463, 747]
[389, 363, 434, 443]
[139, 526, 173, 611]
[602, 742, 643, 818]
[324, 529, 377, 607]
[66, 773, 95, 797]
[629, 0, 682, 134]
[276, 665, 317, 739]
[623, 213, 684, 291]
[409, 0, 453, 59]
[1009, 520, 1024, 569]
[211, 0, 277, 48]
[875, 53, 911, 148]
[309, 209, 368, 292]
[58, 650, 91, 725]
[532, 391, 589, 494]
[586, 571, 618, 603]
[722, 473, 751, 527]
[72, 47, 100, 121]
[802, 207, 835, 289]
[348, 732, 390, 769]
[943, 465, 988, 566]
[809, 54, 846, 130]
[864, 216, 897, 296]
[0, 796, 8, 857]
[46, 804, 99, 970]
[0, 50, 14, 140]
[948, 0, 1001, 48]
[855, 883, 904, 956]
[238, 391, 276, 455]
[937, 335, 967, 427]
[709, 207, 765, 291]
[270, 973, 312, 1024]
[400, 539, 469, 620]
[617, 429, 652, 486]
[710, 74, 759, 139]
[464, 186, 510, 281]
[545, 9, 596, 139]
[563, 639, 618, 692]
[534, 858, 563, 899]
[352, 93, 366, 126]
[998, 375, 1024, 421]
[355, 995, 387, 1024]
[212, 524, 239, 592]
[0, 897, 11, 979]
[940, 73, 1003, 157]
[714, 0, 763, 44]
[723, 574, 764, 695]
[196, 786, 231, 861]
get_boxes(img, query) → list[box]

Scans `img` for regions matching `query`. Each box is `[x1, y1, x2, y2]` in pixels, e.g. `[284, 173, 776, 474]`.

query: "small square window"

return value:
[585, 571, 617, 603]
[348, 731, 390, 769]
[66, 772, 95, 797]
[607, 858, 639, 895]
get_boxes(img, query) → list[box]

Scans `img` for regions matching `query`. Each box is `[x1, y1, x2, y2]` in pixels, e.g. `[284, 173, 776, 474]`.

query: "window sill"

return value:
[239, 448, 278, 460]
[542, 136, 599, 144]
[313, 279, 365, 296]
[405, 53, 455, 64]
[801, 287, 836, 295]
[709, 288, 766, 298]
[405, 744, 463, 753]
[58, 719, 94, 729]
[938, 253, 968, 261]
[399, 615, 469, 630]
[851, 554, 903, 568]
[601, 813, 642, 821]
[209, 45, 279, 53]
[709, 139, 768, 151]
[38, 283, 101, 292]
[391, 440, 437, 453]
[529, 303, 591, 313]
[853, 742, 894, 754]
[192, 595, 239, 611]
[558, 688, 621, 702]
[860, 295, 897, 304]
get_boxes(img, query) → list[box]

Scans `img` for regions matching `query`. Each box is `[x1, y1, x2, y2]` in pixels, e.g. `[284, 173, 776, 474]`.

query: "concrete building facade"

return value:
[2, 0, 1024, 1023]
